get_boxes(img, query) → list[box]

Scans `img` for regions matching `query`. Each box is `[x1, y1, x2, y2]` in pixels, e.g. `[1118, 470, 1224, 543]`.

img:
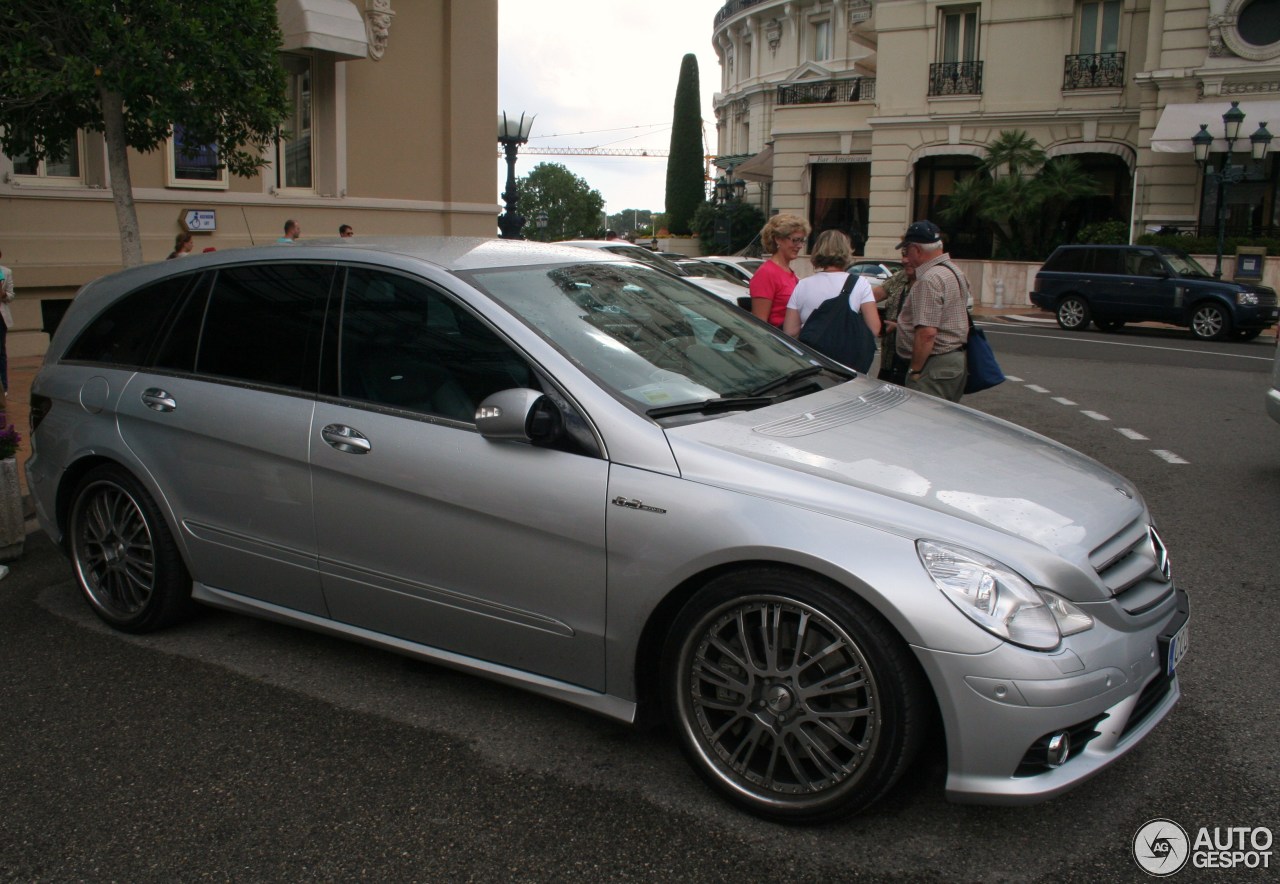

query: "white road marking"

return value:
[982, 326, 1273, 362]
[1081, 411, 1110, 421]
[1152, 450, 1190, 464]
[1025, 384, 1051, 393]
[1052, 397, 1077, 406]
[1003, 375, 1024, 382]
[1117, 428, 1149, 440]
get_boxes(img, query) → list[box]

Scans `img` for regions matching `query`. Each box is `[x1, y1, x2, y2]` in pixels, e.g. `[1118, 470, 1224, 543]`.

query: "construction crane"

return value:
[497, 146, 718, 181]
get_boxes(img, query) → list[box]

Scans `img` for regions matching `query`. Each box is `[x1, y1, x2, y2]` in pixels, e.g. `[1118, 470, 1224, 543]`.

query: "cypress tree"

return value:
[665, 54, 705, 236]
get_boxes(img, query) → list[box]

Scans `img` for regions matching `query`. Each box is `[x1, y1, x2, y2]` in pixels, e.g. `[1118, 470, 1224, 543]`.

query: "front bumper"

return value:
[915, 587, 1188, 805]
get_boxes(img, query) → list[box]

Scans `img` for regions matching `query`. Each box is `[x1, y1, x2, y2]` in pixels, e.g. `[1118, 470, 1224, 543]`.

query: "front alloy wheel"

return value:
[663, 571, 925, 822]
[1190, 302, 1231, 340]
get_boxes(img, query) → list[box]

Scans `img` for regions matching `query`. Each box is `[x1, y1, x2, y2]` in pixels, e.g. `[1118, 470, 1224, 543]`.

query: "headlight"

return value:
[917, 540, 1093, 650]
[1237, 291, 1259, 306]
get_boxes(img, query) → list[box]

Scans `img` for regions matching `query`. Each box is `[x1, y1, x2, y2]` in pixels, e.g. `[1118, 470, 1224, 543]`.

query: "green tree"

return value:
[0, 1, 290, 266]
[941, 130, 1101, 260]
[665, 53, 705, 236]
[518, 163, 605, 242]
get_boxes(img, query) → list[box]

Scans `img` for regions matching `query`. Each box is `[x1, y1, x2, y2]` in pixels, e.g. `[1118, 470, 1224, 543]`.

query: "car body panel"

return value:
[1269, 339, 1280, 425]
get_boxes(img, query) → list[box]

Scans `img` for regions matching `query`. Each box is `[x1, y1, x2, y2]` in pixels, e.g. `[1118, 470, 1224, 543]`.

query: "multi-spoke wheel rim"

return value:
[1059, 300, 1085, 328]
[681, 596, 881, 801]
[71, 482, 157, 620]
[1192, 307, 1224, 339]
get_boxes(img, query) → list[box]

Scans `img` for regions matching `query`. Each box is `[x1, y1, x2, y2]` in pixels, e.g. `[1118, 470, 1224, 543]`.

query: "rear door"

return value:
[309, 267, 610, 690]
[116, 263, 332, 615]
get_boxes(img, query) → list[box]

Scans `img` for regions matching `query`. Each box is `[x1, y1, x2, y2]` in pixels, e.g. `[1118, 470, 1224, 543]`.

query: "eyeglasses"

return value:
[786, 235, 807, 245]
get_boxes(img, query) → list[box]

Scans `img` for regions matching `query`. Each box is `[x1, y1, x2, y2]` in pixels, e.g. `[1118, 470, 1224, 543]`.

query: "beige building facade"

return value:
[0, 0, 499, 359]
[712, 0, 1280, 259]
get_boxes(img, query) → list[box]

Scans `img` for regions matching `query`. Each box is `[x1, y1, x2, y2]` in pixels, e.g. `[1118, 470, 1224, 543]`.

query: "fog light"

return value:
[1046, 732, 1071, 768]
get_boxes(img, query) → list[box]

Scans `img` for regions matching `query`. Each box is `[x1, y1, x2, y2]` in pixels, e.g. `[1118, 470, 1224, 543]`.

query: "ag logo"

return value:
[1133, 818, 1190, 876]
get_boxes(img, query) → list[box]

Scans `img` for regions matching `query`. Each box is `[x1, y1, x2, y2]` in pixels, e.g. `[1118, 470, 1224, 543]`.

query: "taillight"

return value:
[29, 393, 51, 435]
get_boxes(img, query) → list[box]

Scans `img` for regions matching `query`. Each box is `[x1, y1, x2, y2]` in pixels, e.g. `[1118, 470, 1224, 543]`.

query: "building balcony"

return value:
[928, 61, 983, 97]
[715, 0, 770, 26]
[1062, 52, 1126, 90]
[777, 77, 876, 106]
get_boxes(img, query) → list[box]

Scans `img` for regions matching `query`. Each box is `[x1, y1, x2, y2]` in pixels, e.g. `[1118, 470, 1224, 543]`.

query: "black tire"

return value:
[68, 464, 194, 633]
[1093, 318, 1124, 332]
[662, 569, 927, 823]
[1233, 328, 1262, 342]
[1056, 295, 1091, 331]
[1189, 302, 1231, 341]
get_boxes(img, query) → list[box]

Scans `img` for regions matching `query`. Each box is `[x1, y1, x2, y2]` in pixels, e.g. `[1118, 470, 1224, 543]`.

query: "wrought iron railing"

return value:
[715, 0, 768, 26]
[928, 61, 983, 96]
[777, 77, 876, 106]
[1063, 52, 1126, 90]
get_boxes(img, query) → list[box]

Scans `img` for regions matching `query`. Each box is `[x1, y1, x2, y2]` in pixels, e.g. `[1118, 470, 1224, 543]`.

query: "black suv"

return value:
[1031, 245, 1278, 341]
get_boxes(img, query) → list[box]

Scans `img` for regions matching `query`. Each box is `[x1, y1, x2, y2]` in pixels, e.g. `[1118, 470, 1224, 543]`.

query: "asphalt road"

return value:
[1, 322, 1277, 882]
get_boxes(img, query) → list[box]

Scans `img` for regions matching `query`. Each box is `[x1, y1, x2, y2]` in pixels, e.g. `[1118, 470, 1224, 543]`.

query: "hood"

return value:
[665, 378, 1144, 564]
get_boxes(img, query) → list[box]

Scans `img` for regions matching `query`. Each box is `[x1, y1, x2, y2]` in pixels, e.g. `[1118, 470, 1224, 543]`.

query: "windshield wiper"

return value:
[748, 365, 828, 396]
[647, 396, 775, 419]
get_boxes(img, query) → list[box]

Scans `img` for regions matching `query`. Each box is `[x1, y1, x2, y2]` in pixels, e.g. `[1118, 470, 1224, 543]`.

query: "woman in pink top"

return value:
[748, 213, 810, 327]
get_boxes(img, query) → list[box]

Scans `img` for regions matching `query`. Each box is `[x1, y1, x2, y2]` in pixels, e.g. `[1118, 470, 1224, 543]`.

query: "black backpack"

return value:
[797, 273, 878, 373]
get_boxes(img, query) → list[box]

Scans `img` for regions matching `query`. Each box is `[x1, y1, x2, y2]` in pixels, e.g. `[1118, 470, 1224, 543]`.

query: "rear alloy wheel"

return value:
[1189, 302, 1231, 341]
[1056, 295, 1091, 331]
[663, 570, 926, 823]
[69, 465, 194, 633]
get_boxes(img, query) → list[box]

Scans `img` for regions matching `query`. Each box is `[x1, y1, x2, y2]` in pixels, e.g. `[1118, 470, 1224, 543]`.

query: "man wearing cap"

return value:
[894, 220, 969, 401]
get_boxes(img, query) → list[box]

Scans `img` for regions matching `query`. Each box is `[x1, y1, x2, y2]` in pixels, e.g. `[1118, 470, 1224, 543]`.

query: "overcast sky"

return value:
[497, 1, 726, 219]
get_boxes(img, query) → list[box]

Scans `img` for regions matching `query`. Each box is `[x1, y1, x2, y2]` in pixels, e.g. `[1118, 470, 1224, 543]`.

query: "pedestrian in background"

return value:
[783, 230, 880, 372]
[278, 219, 300, 243]
[167, 232, 194, 259]
[0, 250, 13, 396]
[894, 220, 969, 401]
[339, 225, 354, 237]
[874, 264, 913, 384]
[749, 213, 809, 327]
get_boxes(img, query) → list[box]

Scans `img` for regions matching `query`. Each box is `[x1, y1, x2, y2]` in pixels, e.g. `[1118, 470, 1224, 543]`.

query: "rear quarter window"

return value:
[1043, 249, 1087, 273]
[62, 273, 200, 368]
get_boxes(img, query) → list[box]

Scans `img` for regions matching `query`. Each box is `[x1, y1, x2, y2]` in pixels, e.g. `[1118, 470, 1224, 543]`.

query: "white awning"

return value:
[734, 145, 774, 182]
[277, 0, 368, 60]
[1151, 100, 1280, 153]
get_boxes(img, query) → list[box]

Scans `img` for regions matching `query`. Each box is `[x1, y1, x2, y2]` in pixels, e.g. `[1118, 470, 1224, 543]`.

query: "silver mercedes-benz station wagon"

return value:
[27, 238, 1188, 823]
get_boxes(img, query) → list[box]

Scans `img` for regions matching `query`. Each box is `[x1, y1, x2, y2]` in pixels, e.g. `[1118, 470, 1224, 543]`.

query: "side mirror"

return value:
[475, 388, 563, 443]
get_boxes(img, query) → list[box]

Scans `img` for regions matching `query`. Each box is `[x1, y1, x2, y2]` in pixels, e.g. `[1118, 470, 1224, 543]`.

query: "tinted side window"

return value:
[196, 264, 333, 390]
[339, 269, 534, 422]
[1092, 249, 1123, 274]
[1045, 249, 1086, 273]
[63, 273, 198, 367]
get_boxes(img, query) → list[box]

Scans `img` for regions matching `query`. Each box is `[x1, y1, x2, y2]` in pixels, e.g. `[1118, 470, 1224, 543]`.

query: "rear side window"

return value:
[63, 273, 198, 367]
[194, 264, 334, 391]
[1044, 248, 1087, 273]
[1092, 249, 1124, 274]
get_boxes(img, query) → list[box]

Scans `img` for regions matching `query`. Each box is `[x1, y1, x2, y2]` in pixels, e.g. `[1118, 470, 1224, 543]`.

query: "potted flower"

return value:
[0, 416, 25, 562]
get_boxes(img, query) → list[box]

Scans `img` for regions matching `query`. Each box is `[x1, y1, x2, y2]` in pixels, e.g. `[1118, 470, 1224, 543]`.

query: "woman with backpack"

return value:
[782, 230, 880, 373]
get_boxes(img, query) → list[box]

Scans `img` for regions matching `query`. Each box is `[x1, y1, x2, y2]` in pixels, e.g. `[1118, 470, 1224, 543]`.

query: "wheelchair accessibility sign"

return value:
[181, 209, 216, 232]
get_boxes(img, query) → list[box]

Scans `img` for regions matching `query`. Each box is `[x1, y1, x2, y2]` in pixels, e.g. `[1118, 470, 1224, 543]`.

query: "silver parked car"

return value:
[28, 237, 1188, 823]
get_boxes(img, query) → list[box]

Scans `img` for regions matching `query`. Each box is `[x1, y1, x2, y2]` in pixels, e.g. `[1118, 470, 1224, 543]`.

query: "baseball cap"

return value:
[896, 220, 943, 250]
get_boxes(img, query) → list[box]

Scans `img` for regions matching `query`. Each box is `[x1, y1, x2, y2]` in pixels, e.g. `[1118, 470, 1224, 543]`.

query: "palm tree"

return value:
[942, 130, 1099, 260]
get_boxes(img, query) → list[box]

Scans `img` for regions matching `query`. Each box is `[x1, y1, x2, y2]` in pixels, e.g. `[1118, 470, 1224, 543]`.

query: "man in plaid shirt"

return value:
[893, 221, 970, 402]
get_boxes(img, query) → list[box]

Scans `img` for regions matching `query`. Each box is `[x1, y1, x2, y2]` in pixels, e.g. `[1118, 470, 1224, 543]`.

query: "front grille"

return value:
[1014, 714, 1108, 776]
[1254, 287, 1276, 307]
[1089, 520, 1174, 614]
[1121, 672, 1175, 740]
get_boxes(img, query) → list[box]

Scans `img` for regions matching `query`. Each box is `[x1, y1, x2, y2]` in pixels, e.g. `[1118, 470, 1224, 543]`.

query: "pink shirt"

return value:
[749, 259, 798, 327]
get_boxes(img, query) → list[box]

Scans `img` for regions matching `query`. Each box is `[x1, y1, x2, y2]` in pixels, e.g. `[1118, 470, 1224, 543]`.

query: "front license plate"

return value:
[1165, 622, 1189, 675]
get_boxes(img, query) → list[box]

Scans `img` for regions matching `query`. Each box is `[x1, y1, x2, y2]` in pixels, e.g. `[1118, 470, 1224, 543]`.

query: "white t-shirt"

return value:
[786, 271, 876, 324]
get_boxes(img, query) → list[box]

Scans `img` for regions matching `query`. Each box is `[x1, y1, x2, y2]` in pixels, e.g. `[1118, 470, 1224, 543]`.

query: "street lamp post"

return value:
[497, 112, 535, 240]
[1190, 101, 1272, 278]
[536, 210, 548, 242]
[711, 174, 748, 253]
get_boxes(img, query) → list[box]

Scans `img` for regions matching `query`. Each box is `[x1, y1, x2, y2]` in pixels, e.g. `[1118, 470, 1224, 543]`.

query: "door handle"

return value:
[321, 423, 372, 455]
[141, 388, 177, 412]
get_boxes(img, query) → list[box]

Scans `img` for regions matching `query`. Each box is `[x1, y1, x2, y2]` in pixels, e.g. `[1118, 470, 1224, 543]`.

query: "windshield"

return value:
[599, 245, 689, 277]
[465, 261, 844, 415]
[1164, 251, 1213, 278]
[679, 261, 748, 286]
